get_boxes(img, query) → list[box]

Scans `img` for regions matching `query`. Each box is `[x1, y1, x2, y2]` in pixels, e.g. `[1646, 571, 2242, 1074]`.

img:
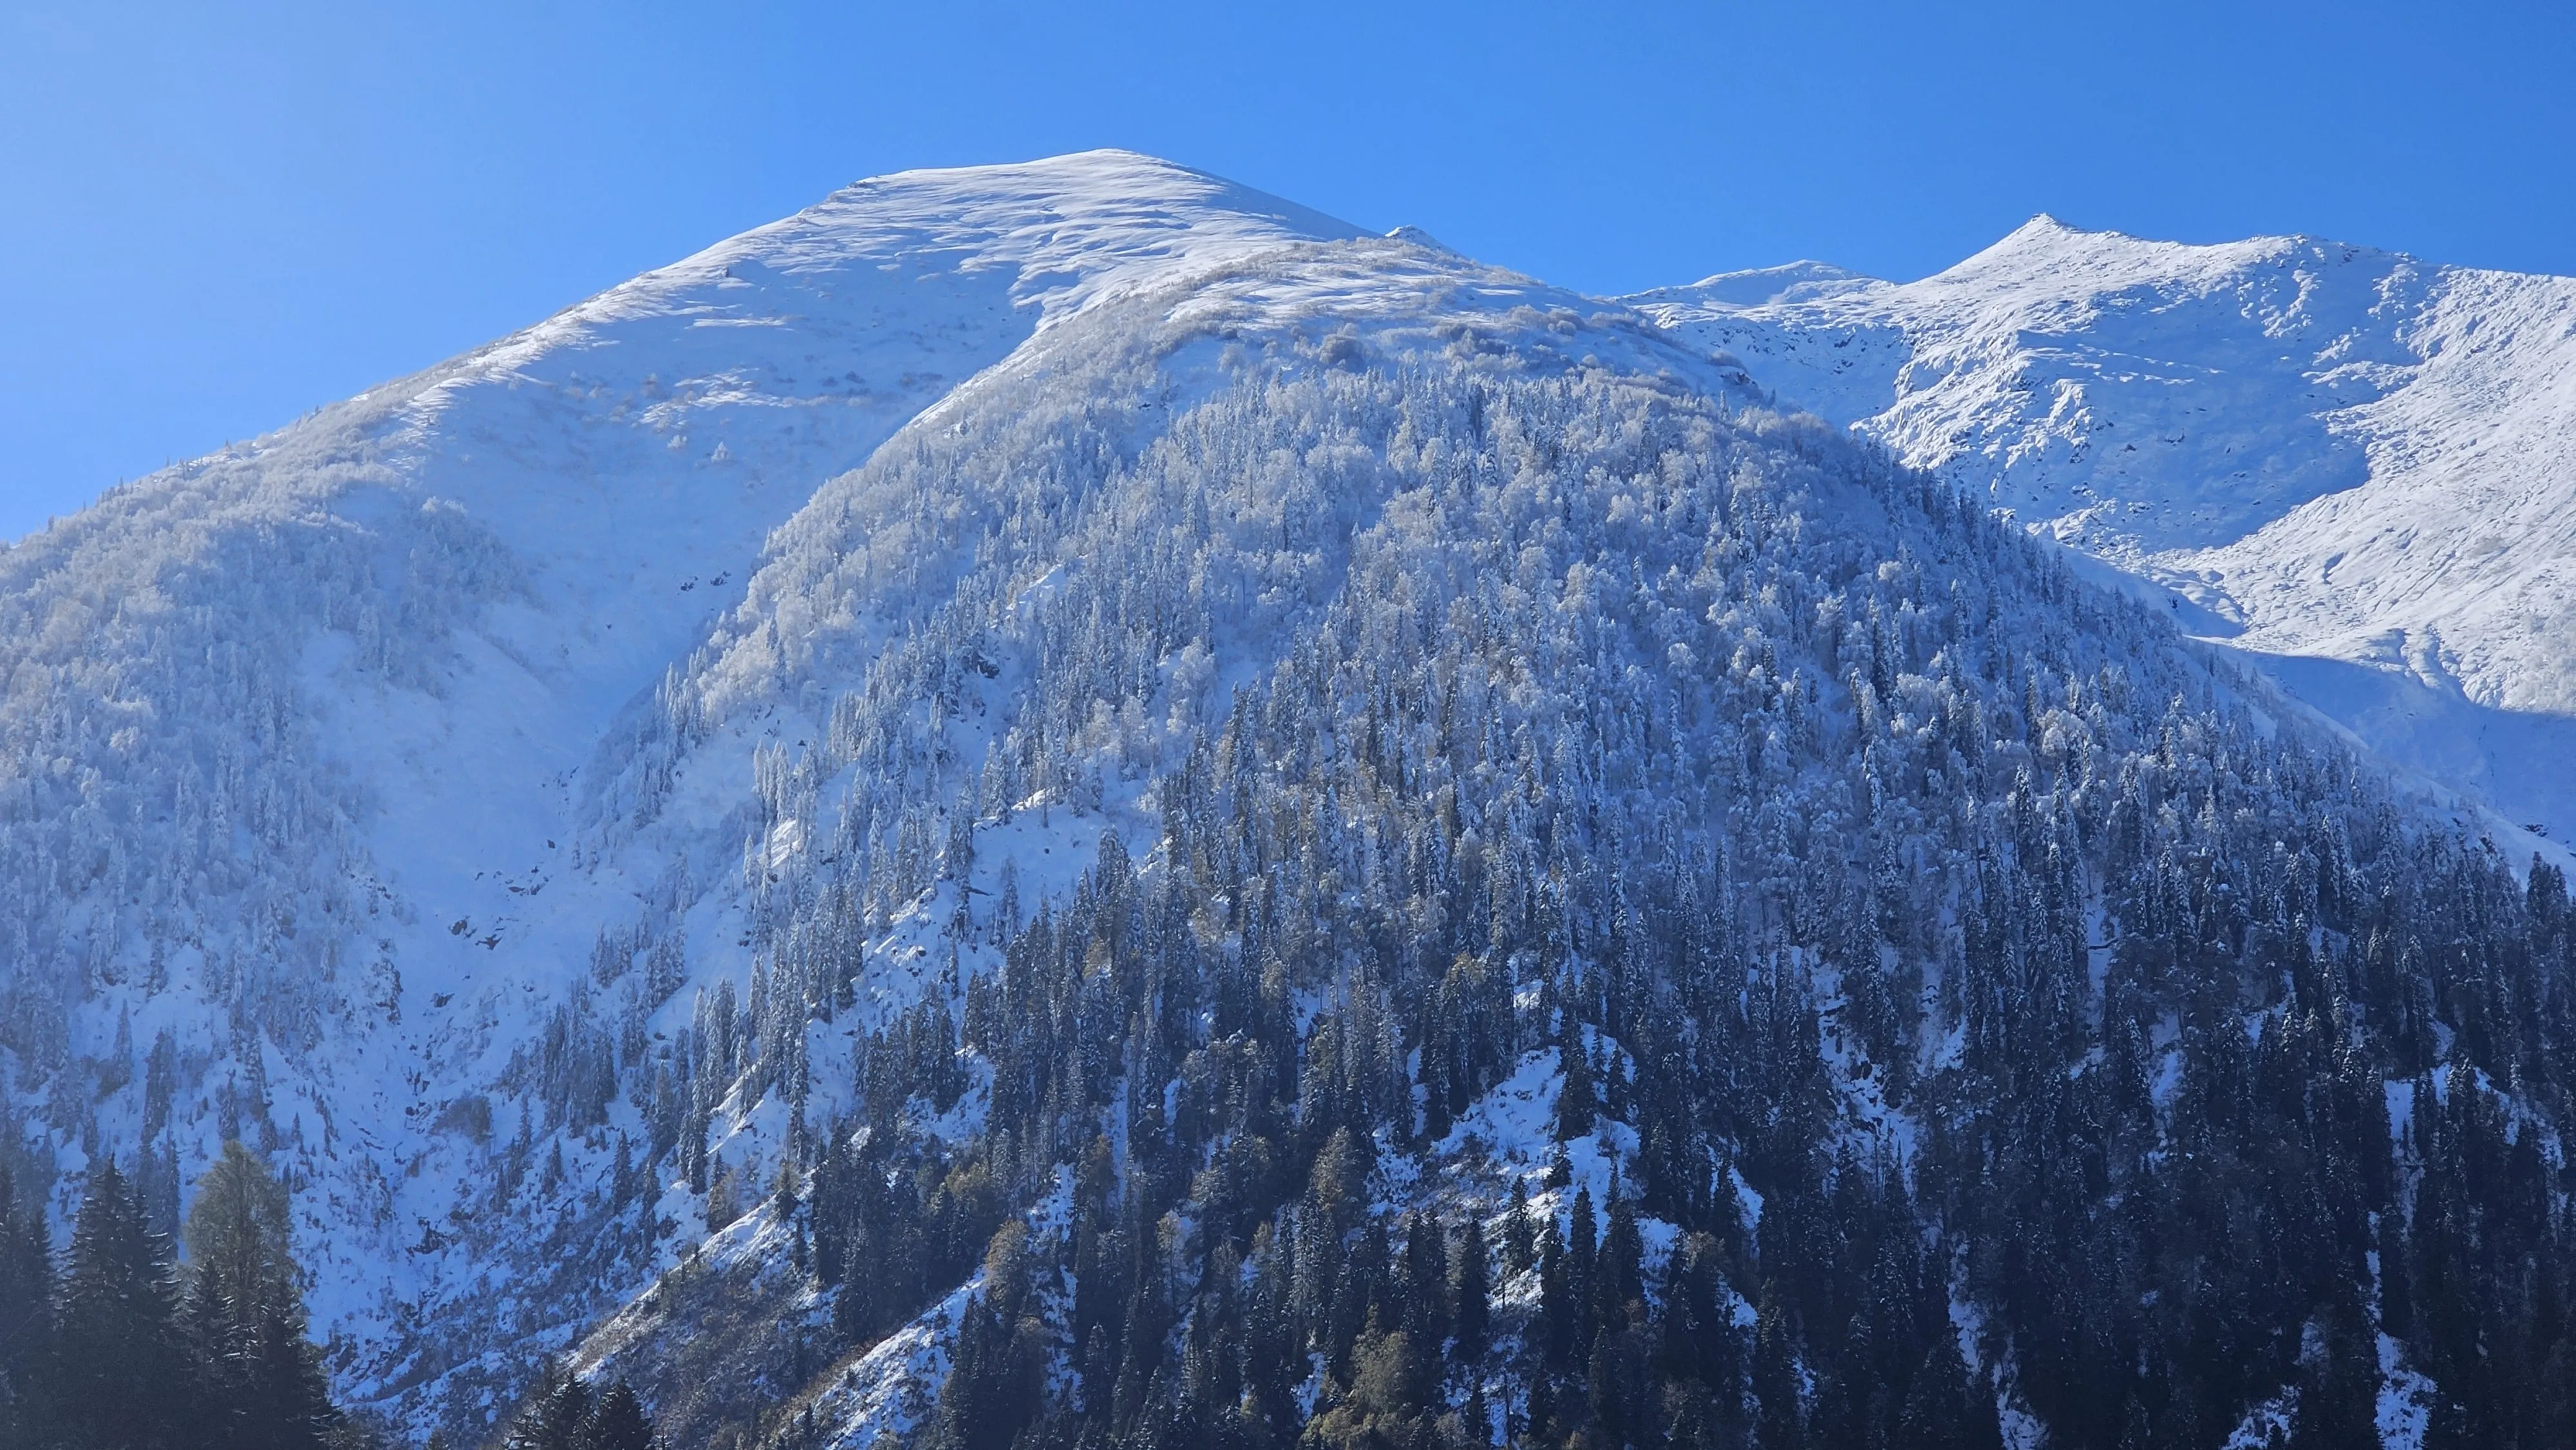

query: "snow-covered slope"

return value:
[1633, 219, 2576, 842]
[0, 149, 1745, 1436]
[0, 150, 1374, 1424]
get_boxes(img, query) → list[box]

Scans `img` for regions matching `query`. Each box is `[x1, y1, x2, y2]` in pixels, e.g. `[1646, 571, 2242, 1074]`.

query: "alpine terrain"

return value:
[1631, 220, 2576, 849]
[3, 153, 2573, 1450]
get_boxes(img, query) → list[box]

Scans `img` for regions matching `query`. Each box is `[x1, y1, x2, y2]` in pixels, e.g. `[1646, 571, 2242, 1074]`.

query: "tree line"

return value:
[0, 1144, 661, 1450]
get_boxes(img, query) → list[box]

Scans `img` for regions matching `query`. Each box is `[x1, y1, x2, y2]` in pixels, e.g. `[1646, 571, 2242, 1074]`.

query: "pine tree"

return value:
[589, 1379, 656, 1450]
[2289, 1302, 2382, 1450]
[503, 1361, 592, 1450]
[1451, 1218, 1491, 1363]
[1567, 1185, 1598, 1365]
[1897, 1326, 1999, 1450]
[1555, 1031, 1596, 1143]
[1598, 1191, 1643, 1337]
[1502, 1179, 1535, 1277]
[1751, 1285, 1805, 1450]
[53, 1158, 187, 1450]
[0, 1167, 54, 1446]
[1540, 1207, 1575, 1373]
[923, 1223, 1043, 1450]
[184, 1140, 337, 1450]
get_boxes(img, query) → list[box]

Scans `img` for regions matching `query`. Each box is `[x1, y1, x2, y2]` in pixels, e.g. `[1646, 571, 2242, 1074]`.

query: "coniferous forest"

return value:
[0, 1146, 345, 1449]
[549, 339, 2576, 1449]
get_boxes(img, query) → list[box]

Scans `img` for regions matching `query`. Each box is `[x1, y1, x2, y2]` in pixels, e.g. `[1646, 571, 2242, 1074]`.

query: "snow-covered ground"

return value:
[1633, 218, 2576, 843]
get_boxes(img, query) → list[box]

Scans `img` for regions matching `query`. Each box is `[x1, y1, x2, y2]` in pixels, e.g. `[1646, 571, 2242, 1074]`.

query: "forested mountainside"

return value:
[1629, 219, 2576, 851]
[2, 155, 2571, 1450]
[0, 152, 1370, 1428]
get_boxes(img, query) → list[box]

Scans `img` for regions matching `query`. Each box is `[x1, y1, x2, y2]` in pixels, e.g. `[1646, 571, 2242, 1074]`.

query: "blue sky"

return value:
[4, 0, 2571, 540]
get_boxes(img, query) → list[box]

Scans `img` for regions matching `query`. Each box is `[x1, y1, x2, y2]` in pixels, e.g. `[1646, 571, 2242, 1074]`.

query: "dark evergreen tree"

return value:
[1555, 1028, 1597, 1144]
[184, 1140, 338, 1450]
[588, 1380, 656, 1450]
[502, 1361, 592, 1450]
[500, 1361, 658, 1450]
[52, 1158, 187, 1450]
[1895, 1328, 1998, 1450]
[922, 1222, 1045, 1450]
[1451, 1217, 1490, 1364]
[0, 1167, 53, 1447]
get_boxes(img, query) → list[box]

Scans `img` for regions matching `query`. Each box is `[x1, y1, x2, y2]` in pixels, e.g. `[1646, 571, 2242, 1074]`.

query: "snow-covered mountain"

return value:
[0, 151, 1741, 1435]
[0, 149, 1367, 1415]
[1631, 218, 2576, 845]
[6, 155, 2573, 1450]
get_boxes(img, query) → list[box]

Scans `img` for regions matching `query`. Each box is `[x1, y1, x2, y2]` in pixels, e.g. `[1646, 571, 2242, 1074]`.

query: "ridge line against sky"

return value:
[3, 0, 2571, 542]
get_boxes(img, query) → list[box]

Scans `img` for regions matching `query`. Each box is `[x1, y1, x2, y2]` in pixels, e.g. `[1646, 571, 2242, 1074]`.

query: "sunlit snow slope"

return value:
[0, 151, 1367, 1427]
[1633, 219, 2576, 843]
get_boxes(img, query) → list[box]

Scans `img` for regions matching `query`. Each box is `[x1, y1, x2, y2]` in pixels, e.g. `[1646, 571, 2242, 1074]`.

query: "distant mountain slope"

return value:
[1631, 218, 2576, 843]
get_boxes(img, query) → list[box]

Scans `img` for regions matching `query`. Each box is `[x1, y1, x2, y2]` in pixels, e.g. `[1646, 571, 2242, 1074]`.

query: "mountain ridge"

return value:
[1631, 215, 2576, 845]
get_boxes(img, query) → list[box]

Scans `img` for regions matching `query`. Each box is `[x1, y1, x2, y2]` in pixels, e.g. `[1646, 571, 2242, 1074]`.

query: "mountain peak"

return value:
[617, 150, 1365, 321]
[1383, 223, 1457, 254]
[1638, 207, 2576, 850]
[1957, 211, 2155, 265]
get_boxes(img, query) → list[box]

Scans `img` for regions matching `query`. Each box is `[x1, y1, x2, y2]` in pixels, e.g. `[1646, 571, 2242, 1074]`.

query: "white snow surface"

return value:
[1633, 217, 2576, 842]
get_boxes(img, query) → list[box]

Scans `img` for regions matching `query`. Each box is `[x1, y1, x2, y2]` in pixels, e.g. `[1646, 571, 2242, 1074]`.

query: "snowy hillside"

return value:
[6, 155, 2573, 1450]
[0, 150, 1745, 1435]
[1631, 218, 2576, 845]
[0, 151, 1376, 1425]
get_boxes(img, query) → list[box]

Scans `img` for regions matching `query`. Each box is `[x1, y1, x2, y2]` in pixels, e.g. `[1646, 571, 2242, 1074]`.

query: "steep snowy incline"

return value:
[526, 215, 2553, 1450]
[297, 147, 1368, 972]
[1632, 219, 2576, 842]
[0, 151, 1362, 1424]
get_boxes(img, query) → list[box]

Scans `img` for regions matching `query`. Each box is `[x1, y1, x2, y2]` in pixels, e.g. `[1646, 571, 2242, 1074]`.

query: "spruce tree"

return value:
[1555, 1031, 1596, 1144]
[1897, 1326, 2000, 1450]
[1450, 1218, 1490, 1363]
[184, 1140, 337, 1450]
[1750, 1285, 1806, 1450]
[589, 1379, 656, 1450]
[1539, 1207, 1574, 1373]
[1502, 1179, 1535, 1277]
[0, 1167, 54, 1447]
[53, 1158, 187, 1450]
[503, 1361, 592, 1450]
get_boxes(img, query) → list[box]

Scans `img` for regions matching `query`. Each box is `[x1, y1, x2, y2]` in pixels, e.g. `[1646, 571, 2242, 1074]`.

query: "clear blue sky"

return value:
[5, 0, 2571, 541]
